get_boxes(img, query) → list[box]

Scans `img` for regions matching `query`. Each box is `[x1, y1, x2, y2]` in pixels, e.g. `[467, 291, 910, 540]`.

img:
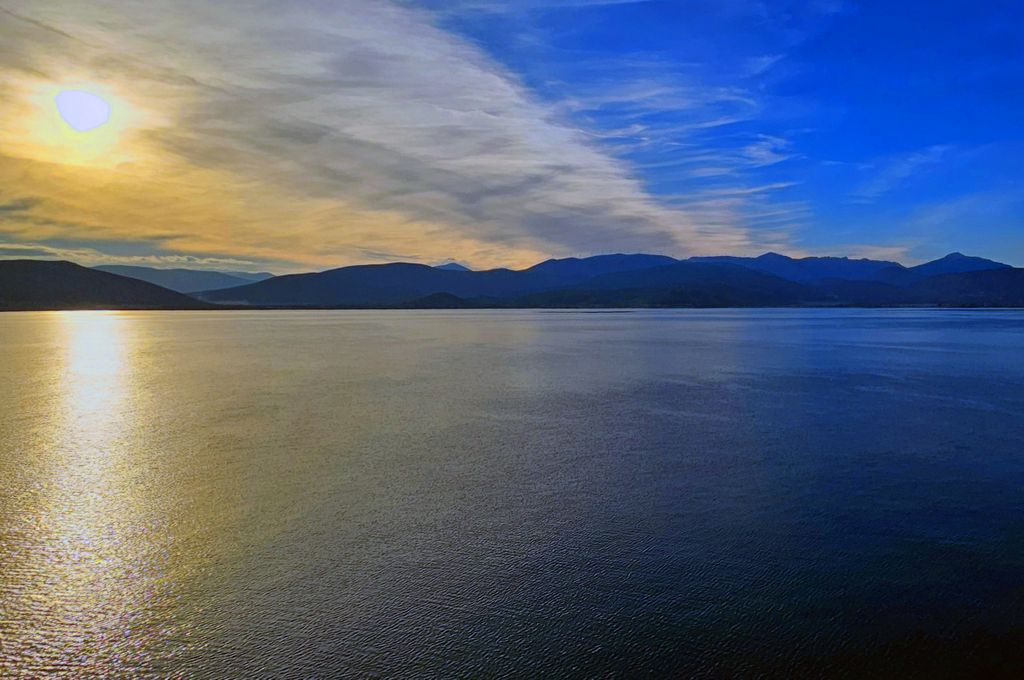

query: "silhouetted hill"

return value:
[512, 286, 792, 308]
[195, 251, 1024, 308]
[522, 254, 678, 285]
[1, 260, 209, 310]
[462, 263, 1024, 309]
[908, 252, 1011, 277]
[94, 265, 273, 293]
[198, 263, 513, 306]
[686, 251, 1012, 289]
[20, 251, 1019, 310]
[401, 292, 479, 308]
[201, 260, 815, 307]
[688, 252, 905, 283]
[197, 254, 682, 306]
[906, 268, 1024, 306]
[434, 262, 471, 272]
[867, 253, 1012, 286]
[532, 261, 807, 306]
[808, 279, 911, 306]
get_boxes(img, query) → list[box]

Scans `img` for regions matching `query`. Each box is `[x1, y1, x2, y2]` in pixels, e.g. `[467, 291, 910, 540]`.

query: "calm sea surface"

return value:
[1, 309, 1022, 677]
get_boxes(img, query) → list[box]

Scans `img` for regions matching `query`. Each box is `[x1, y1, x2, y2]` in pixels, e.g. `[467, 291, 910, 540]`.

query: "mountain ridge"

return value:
[196, 251, 1015, 308]
[94, 265, 274, 293]
[0, 260, 210, 310]
[2, 252, 1019, 310]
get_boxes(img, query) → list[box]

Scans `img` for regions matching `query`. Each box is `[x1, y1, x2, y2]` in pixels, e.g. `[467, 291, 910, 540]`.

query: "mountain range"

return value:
[0, 260, 208, 311]
[195, 251, 1019, 308]
[0, 251, 1020, 310]
[93, 265, 274, 293]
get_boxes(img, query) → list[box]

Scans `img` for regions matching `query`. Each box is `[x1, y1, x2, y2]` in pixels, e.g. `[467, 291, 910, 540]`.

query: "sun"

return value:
[19, 81, 143, 167]
[55, 90, 112, 132]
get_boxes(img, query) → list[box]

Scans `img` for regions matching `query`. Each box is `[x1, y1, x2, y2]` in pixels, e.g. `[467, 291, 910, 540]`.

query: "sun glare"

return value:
[19, 81, 144, 167]
[55, 90, 111, 132]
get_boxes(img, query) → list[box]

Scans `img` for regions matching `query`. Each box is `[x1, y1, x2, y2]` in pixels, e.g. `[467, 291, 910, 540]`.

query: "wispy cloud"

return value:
[0, 0, 799, 270]
[0, 240, 272, 271]
[742, 135, 797, 167]
[851, 145, 953, 202]
[0, 197, 37, 212]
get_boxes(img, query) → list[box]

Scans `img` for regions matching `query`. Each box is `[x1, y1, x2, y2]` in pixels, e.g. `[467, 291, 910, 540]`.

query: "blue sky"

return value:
[429, 0, 1024, 264]
[0, 0, 1021, 270]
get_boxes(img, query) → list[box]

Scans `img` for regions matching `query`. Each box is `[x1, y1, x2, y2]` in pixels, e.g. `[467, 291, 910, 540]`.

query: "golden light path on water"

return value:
[1, 311, 357, 676]
[0, 312, 179, 677]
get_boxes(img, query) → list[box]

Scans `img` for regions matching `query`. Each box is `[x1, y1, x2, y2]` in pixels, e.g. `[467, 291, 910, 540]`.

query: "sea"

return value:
[1, 309, 1022, 677]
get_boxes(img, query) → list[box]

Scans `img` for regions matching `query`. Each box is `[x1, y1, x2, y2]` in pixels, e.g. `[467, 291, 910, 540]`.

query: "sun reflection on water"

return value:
[0, 312, 171, 677]
[63, 310, 127, 415]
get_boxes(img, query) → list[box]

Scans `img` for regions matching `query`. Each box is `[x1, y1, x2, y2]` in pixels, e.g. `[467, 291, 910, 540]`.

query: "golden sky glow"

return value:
[0, 1, 776, 273]
[25, 83, 138, 166]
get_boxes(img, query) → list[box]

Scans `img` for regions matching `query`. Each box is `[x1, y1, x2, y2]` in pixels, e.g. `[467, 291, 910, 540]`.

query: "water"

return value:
[1, 309, 1022, 677]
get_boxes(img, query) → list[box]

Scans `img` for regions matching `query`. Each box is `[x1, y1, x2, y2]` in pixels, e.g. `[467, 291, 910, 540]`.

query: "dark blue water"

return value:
[1, 309, 1022, 677]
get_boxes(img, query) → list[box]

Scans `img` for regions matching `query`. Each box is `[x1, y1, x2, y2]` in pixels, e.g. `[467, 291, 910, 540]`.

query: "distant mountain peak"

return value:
[435, 262, 471, 272]
[911, 252, 1010, 275]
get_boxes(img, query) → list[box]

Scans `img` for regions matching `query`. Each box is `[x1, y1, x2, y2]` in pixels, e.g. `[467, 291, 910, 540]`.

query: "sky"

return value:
[0, 0, 1021, 272]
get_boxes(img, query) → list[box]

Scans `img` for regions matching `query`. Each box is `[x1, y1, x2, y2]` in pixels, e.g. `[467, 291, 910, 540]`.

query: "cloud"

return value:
[823, 243, 913, 263]
[0, 239, 278, 271]
[741, 135, 796, 167]
[745, 54, 784, 76]
[851, 145, 952, 202]
[0, 197, 37, 211]
[0, 245, 53, 258]
[0, 0, 793, 270]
